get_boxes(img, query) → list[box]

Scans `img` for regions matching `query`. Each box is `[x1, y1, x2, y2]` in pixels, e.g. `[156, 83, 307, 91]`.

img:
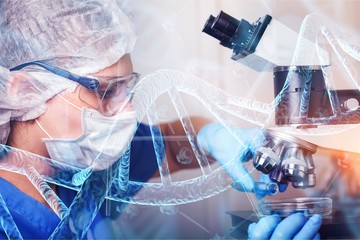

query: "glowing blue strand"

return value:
[316, 33, 342, 116]
[0, 193, 23, 240]
[146, 104, 172, 186]
[326, 28, 360, 90]
[0, 144, 83, 190]
[71, 168, 92, 186]
[322, 27, 360, 109]
[0, 145, 10, 160]
[25, 166, 68, 219]
[108, 164, 235, 206]
[322, 68, 342, 116]
[168, 87, 212, 175]
[0, 69, 272, 207]
[109, 179, 143, 202]
[50, 160, 120, 239]
[130, 69, 271, 127]
[117, 146, 132, 192]
[299, 69, 312, 118]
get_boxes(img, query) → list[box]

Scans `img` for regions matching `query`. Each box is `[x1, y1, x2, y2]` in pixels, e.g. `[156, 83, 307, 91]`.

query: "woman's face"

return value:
[36, 54, 134, 142]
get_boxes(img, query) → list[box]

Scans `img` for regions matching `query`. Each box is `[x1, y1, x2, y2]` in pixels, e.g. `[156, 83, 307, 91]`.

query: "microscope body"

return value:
[203, 11, 360, 188]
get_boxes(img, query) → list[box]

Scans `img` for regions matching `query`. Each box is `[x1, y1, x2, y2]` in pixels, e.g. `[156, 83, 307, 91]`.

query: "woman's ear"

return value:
[5, 70, 48, 122]
[7, 71, 40, 98]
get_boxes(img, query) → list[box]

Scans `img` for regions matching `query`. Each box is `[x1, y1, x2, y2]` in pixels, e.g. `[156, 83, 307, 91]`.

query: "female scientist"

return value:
[0, 0, 321, 239]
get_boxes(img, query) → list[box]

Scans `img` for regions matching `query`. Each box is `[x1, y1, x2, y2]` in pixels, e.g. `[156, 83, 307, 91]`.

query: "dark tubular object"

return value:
[203, 11, 272, 60]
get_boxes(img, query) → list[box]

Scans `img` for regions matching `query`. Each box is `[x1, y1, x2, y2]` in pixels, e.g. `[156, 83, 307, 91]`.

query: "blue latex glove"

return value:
[197, 123, 284, 198]
[248, 213, 322, 239]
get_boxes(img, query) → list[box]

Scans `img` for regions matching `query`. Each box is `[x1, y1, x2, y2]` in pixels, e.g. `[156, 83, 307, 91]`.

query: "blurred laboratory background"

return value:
[110, 0, 360, 238]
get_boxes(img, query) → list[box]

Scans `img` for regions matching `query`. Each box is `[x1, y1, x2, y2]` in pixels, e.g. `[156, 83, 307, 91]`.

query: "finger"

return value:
[248, 215, 281, 240]
[270, 212, 308, 239]
[278, 183, 288, 192]
[293, 214, 322, 240]
[197, 124, 259, 193]
[256, 174, 271, 199]
[255, 191, 266, 199]
[230, 158, 255, 192]
[198, 124, 241, 161]
[313, 233, 320, 240]
[259, 173, 271, 182]
[255, 188, 267, 199]
[248, 222, 256, 236]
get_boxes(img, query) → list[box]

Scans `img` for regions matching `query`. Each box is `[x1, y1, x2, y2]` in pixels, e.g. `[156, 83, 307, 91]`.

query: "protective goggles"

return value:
[10, 61, 140, 113]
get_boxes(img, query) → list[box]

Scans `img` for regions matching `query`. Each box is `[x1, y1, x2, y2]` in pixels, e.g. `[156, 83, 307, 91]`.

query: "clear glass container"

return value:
[258, 197, 332, 217]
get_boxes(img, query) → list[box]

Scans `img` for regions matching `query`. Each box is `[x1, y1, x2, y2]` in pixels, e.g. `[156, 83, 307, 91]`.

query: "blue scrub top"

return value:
[0, 123, 161, 239]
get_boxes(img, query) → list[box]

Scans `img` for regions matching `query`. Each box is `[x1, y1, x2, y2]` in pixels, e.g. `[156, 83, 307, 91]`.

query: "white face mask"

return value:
[36, 106, 138, 170]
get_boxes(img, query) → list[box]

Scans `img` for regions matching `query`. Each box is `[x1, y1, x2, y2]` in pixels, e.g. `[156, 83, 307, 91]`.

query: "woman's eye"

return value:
[97, 91, 106, 96]
[103, 90, 115, 98]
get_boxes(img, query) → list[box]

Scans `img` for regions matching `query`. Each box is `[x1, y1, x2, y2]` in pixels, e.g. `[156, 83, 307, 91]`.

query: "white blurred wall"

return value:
[128, 0, 359, 122]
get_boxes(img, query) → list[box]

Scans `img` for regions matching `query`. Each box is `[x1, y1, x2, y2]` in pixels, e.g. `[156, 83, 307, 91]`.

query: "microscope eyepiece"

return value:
[202, 12, 236, 49]
[203, 11, 272, 59]
[202, 16, 223, 41]
[212, 11, 240, 39]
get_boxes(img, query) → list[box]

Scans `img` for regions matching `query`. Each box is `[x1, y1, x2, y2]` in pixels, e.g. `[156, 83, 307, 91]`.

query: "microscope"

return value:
[203, 11, 360, 239]
[203, 11, 360, 190]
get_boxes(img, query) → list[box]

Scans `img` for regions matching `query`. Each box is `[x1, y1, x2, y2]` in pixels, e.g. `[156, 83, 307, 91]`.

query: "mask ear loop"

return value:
[54, 84, 85, 111]
[35, 89, 83, 139]
[35, 119, 53, 139]
[56, 93, 82, 111]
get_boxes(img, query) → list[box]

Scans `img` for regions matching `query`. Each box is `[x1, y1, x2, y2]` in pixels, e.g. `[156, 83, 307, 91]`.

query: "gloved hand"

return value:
[197, 123, 285, 198]
[248, 213, 322, 239]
